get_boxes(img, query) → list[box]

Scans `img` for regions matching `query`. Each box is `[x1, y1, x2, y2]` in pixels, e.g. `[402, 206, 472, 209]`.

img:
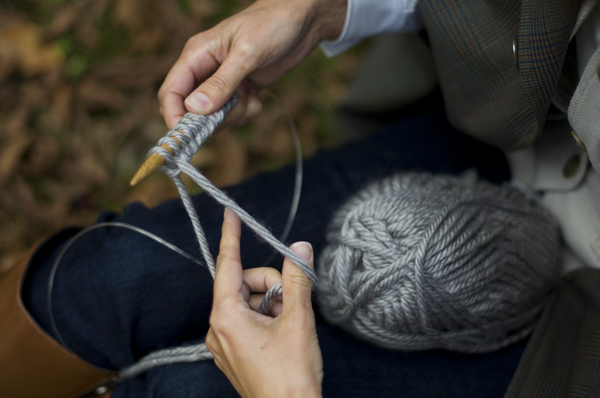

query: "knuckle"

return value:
[207, 73, 230, 93]
[183, 34, 203, 51]
[288, 272, 312, 288]
[216, 252, 240, 268]
[209, 310, 225, 330]
[246, 96, 263, 117]
[157, 85, 167, 102]
[233, 41, 255, 64]
[209, 300, 236, 331]
[229, 102, 246, 120]
[286, 306, 314, 325]
[205, 329, 216, 349]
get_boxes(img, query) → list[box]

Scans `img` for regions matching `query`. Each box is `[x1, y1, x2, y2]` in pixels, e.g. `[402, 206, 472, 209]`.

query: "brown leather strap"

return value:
[0, 236, 117, 398]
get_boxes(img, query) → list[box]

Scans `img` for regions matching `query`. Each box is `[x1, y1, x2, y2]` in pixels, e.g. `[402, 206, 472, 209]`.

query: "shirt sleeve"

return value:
[320, 0, 422, 57]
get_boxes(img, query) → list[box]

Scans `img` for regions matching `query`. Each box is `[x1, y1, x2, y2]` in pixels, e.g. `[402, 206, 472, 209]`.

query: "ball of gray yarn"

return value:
[317, 172, 560, 353]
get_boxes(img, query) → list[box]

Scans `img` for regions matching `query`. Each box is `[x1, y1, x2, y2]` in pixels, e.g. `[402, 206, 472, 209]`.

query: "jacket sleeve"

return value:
[320, 0, 422, 57]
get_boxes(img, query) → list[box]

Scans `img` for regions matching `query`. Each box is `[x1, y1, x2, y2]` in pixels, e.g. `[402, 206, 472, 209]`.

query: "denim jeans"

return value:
[23, 110, 524, 397]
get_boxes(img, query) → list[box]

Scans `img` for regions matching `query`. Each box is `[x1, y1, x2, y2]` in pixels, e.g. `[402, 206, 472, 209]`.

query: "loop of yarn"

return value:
[120, 95, 314, 380]
[154, 96, 315, 300]
[317, 172, 561, 353]
[119, 344, 213, 380]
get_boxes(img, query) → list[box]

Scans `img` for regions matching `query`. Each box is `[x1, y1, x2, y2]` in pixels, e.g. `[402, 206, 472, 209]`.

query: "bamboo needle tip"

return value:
[130, 137, 181, 187]
[130, 153, 165, 186]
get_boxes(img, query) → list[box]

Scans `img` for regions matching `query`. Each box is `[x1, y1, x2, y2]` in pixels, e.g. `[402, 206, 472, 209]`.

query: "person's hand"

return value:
[206, 209, 323, 398]
[158, 0, 347, 129]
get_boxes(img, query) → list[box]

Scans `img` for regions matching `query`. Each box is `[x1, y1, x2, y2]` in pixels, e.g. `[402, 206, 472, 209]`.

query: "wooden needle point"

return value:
[130, 136, 182, 186]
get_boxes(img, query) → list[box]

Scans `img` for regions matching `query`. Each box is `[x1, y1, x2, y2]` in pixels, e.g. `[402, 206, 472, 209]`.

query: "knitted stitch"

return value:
[121, 106, 560, 381]
[120, 95, 315, 380]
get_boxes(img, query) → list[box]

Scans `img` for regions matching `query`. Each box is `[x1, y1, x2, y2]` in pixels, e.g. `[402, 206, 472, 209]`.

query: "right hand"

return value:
[206, 209, 323, 398]
[158, 0, 347, 129]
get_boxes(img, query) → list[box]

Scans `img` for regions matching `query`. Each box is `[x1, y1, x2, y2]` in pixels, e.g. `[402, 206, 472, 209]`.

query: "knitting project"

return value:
[317, 172, 561, 353]
[119, 95, 315, 380]
[121, 101, 561, 380]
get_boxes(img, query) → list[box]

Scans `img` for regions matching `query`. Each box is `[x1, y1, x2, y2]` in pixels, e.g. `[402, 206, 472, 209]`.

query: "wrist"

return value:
[311, 0, 347, 41]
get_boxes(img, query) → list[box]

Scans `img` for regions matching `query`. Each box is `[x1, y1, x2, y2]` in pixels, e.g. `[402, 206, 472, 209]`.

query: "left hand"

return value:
[157, 0, 347, 130]
[206, 208, 323, 398]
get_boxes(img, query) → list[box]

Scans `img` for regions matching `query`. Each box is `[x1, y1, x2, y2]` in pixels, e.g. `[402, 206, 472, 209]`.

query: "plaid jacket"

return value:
[420, 1, 600, 397]
[419, 0, 580, 151]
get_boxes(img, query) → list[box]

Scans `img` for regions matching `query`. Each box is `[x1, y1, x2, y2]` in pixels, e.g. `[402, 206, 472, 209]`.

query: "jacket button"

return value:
[563, 154, 580, 178]
[571, 130, 587, 152]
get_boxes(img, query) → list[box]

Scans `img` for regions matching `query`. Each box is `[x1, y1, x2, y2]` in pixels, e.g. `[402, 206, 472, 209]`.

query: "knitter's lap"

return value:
[112, 326, 527, 398]
[23, 110, 514, 396]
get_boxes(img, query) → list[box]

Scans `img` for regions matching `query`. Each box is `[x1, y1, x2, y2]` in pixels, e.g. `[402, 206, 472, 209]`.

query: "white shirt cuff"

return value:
[320, 0, 422, 57]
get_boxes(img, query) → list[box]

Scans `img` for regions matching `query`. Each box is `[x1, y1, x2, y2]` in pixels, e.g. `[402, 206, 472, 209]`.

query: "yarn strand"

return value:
[120, 95, 314, 380]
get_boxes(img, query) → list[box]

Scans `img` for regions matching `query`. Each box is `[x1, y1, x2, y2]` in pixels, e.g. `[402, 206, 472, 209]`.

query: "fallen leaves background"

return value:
[0, 0, 362, 272]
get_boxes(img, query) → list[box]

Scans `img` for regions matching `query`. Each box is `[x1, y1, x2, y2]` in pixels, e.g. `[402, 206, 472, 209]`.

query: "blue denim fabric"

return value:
[23, 110, 520, 397]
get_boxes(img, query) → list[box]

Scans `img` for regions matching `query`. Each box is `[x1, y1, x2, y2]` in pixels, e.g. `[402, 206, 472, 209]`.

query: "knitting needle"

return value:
[129, 135, 182, 186]
[131, 95, 238, 186]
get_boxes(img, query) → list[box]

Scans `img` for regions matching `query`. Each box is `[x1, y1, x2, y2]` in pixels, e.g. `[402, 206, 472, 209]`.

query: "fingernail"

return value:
[185, 92, 210, 113]
[291, 242, 313, 262]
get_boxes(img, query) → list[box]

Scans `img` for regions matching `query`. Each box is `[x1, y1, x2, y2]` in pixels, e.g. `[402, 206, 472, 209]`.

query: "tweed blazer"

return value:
[419, 0, 582, 150]
[419, 0, 600, 266]
[419, 1, 600, 396]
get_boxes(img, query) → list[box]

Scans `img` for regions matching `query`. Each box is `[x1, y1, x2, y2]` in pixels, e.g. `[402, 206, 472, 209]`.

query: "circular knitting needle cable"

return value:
[46, 221, 205, 351]
[47, 92, 304, 359]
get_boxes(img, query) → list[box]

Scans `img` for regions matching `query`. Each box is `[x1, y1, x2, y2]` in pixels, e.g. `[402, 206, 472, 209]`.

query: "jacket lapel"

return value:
[518, 0, 581, 135]
[419, 0, 581, 151]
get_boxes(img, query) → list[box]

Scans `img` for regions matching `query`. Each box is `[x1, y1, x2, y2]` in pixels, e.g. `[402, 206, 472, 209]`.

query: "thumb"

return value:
[185, 55, 253, 115]
[282, 242, 314, 313]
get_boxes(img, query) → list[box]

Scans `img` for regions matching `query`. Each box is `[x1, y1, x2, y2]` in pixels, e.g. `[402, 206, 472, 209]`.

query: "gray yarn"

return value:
[121, 105, 559, 380]
[119, 344, 213, 380]
[120, 95, 314, 380]
[317, 172, 561, 353]
[148, 96, 315, 285]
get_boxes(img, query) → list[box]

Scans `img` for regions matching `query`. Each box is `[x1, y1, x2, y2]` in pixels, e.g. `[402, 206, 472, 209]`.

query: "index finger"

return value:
[213, 208, 244, 302]
[158, 61, 199, 130]
[158, 42, 222, 129]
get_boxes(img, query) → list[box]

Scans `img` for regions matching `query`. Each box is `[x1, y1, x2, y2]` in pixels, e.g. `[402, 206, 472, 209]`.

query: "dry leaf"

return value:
[127, 175, 178, 208]
[268, 122, 294, 157]
[59, 141, 109, 185]
[45, 4, 80, 39]
[0, 0, 354, 267]
[21, 136, 60, 177]
[44, 179, 89, 205]
[113, 0, 146, 30]
[9, 177, 38, 216]
[3, 105, 31, 138]
[21, 80, 49, 108]
[0, 133, 33, 180]
[78, 78, 128, 111]
[50, 83, 73, 131]
[90, 57, 175, 88]
[0, 21, 64, 77]
[209, 128, 247, 187]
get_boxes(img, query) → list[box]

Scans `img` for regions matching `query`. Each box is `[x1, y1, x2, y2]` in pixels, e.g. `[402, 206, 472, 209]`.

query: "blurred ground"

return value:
[0, 0, 363, 272]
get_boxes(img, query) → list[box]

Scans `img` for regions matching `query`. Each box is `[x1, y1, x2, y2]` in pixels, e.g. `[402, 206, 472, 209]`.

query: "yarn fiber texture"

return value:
[119, 95, 315, 380]
[317, 172, 561, 353]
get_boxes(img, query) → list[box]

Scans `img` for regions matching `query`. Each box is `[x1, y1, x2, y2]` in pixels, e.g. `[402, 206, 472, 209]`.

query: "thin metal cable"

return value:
[120, 96, 316, 380]
[46, 94, 308, 380]
[47, 222, 204, 351]
[257, 90, 303, 267]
